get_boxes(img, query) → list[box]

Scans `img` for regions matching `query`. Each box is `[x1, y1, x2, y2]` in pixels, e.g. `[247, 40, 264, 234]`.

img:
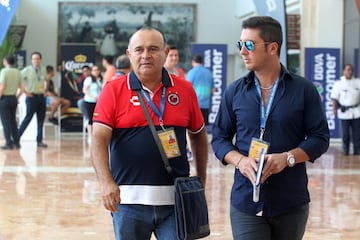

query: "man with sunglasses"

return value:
[211, 16, 329, 240]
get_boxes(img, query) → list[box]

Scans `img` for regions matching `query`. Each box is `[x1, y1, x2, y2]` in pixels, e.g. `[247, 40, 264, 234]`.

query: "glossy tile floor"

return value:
[0, 131, 359, 240]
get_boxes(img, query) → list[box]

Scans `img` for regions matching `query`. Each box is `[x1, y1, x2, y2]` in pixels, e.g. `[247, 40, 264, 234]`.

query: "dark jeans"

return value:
[83, 101, 96, 125]
[340, 118, 360, 154]
[230, 203, 309, 240]
[0, 95, 19, 146]
[17, 95, 46, 143]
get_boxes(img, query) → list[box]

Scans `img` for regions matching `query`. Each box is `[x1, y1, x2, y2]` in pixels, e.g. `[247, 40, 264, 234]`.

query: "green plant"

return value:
[0, 31, 18, 68]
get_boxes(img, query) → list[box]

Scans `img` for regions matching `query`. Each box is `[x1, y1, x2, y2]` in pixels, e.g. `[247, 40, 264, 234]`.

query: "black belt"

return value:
[1, 95, 16, 97]
[340, 104, 359, 112]
[31, 93, 44, 97]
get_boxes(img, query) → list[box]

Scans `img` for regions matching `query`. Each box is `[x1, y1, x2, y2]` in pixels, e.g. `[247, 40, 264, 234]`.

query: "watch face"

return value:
[288, 156, 295, 166]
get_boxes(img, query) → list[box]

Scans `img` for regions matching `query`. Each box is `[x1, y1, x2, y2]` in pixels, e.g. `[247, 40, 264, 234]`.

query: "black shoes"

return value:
[37, 142, 48, 148]
[1, 143, 47, 148]
[48, 117, 59, 125]
[1, 145, 13, 150]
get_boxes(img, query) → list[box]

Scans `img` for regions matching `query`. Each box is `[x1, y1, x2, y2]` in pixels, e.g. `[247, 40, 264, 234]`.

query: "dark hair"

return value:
[242, 16, 282, 56]
[167, 45, 178, 51]
[102, 55, 114, 65]
[46, 65, 54, 74]
[4, 55, 15, 65]
[82, 65, 90, 70]
[343, 64, 353, 71]
[115, 54, 131, 69]
[90, 65, 102, 83]
[31, 51, 42, 59]
[192, 54, 204, 64]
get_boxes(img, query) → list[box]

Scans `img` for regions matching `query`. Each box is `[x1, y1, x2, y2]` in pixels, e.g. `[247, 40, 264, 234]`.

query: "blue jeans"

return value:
[111, 204, 177, 240]
[230, 203, 309, 240]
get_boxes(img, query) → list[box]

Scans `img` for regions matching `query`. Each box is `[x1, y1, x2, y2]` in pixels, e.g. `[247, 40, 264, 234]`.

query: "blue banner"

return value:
[0, 0, 20, 45]
[304, 48, 341, 138]
[191, 44, 227, 128]
[252, 0, 287, 66]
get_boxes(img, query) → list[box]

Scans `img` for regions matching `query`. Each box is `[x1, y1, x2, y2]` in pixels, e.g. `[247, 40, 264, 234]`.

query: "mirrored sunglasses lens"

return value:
[245, 41, 254, 51]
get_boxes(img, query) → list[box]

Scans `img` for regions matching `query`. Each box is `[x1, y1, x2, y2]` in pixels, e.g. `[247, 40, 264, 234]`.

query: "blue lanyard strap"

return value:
[33, 67, 41, 81]
[255, 78, 279, 140]
[141, 86, 166, 128]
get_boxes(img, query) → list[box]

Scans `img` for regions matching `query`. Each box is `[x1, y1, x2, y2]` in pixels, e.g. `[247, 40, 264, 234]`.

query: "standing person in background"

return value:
[331, 63, 360, 155]
[114, 54, 131, 77]
[45, 65, 71, 125]
[164, 45, 191, 159]
[17, 51, 49, 148]
[77, 65, 91, 121]
[187, 54, 214, 126]
[0, 56, 24, 150]
[164, 45, 185, 79]
[82, 65, 103, 144]
[102, 55, 116, 84]
[211, 16, 329, 240]
[91, 27, 208, 239]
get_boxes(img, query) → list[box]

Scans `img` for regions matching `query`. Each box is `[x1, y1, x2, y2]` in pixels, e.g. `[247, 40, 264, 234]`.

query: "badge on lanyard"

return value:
[248, 137, 270, 159]
[157, 127, 181, 158]
[37, 83, 44, 92]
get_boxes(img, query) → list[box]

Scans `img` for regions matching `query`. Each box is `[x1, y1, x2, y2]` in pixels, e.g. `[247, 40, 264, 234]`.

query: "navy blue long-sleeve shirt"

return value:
[211, 65, 329, 217]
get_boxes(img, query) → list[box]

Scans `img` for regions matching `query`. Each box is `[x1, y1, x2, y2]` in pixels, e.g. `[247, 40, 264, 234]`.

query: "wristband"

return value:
[235, 156, 245, 169]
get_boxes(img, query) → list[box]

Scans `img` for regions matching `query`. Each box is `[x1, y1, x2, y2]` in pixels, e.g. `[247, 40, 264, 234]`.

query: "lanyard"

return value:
[254, 78, 279, 140]
[33, 67, 40, 81]
[141, 86, 166, 129]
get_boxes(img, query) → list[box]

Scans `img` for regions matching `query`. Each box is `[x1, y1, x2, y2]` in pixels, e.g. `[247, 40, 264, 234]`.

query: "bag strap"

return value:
[136, 90, 173, 176]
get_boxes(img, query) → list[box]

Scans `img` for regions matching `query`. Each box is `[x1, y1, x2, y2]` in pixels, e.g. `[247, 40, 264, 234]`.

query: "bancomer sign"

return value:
[191, 44, 227, 125]
[305, 48, 340, 138]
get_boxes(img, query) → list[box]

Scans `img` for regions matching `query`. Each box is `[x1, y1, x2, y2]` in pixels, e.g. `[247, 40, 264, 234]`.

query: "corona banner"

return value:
[305, 48, 341, 138]
[191, 44, 227, 131]
[60, 44, 96, 131]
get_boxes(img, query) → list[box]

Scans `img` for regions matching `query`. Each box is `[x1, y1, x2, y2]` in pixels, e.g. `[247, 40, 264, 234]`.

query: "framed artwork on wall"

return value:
[58, 2, 196, 71]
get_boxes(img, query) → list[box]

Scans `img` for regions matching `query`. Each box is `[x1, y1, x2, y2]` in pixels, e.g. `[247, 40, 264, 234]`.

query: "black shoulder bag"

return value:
[136, 90, 210, 240]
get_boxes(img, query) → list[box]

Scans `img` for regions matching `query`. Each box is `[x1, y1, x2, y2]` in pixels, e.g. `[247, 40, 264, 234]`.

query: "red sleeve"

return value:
[93, 80, 117, 128]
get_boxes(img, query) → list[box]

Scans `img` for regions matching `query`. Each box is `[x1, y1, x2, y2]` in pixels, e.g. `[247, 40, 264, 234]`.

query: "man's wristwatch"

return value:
[286, 152, 296, 167]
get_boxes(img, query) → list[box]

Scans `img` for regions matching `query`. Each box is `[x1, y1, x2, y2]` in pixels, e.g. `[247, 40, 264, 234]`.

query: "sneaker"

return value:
[48, 117, 59, 125]
[37, 142, 48, 148]
[14, 143, 21, 149]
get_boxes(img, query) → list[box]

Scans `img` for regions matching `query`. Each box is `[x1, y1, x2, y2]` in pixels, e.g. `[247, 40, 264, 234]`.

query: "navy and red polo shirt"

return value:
[93, 68, 204, 205]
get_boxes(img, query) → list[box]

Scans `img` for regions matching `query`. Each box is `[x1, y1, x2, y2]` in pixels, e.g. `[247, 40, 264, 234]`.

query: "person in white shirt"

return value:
[331, 64, 360, 155]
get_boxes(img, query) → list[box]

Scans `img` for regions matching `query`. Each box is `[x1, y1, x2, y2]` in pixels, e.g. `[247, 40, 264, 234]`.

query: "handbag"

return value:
[136, 90, 210, 240]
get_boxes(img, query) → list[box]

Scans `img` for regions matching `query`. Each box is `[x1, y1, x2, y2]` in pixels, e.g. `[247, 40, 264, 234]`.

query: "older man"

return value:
[91, 27, 208, 240]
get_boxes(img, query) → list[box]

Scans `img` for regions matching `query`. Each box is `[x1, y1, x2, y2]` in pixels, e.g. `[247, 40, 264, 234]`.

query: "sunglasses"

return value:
[237, 40, 271, 51]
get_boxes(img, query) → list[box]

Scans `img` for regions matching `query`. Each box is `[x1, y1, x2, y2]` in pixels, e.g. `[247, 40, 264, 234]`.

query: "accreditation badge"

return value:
[157, 128, 181, 158]
[37, 83, 43, 92]
[248, 137, 270, 159]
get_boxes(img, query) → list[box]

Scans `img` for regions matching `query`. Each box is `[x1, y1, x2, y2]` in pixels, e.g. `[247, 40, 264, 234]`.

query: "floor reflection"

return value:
[0, 136, 359, 239]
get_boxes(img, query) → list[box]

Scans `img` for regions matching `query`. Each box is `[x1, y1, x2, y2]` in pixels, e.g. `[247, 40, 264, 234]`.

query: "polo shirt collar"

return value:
[128, 67, 173, 90]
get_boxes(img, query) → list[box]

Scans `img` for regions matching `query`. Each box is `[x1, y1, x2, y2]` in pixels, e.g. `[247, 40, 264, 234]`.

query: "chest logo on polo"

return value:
[167, 92, 179, 106]
[130, 95, 140, 106]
